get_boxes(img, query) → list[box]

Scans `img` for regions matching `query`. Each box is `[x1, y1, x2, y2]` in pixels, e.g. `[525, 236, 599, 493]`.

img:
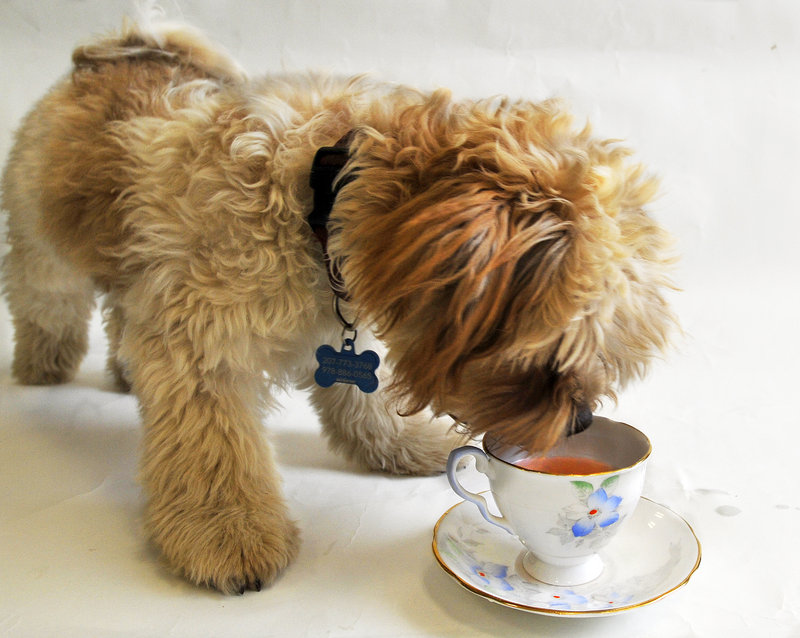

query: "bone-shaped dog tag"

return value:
[314, 338, 380, 393]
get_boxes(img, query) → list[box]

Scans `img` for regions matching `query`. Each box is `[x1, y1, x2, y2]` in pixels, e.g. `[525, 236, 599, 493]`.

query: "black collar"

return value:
[308, 132, 354, 300]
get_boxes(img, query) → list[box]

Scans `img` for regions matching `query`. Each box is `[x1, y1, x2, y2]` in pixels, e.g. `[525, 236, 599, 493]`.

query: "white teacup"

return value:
[446, 416, 650, 586]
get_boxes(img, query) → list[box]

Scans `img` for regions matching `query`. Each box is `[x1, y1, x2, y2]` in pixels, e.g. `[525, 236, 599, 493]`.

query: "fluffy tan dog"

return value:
[1, 21, 676, 593]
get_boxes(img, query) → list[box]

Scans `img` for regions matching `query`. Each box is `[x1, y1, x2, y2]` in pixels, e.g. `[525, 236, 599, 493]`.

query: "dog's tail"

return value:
[71, 17, 247, 83]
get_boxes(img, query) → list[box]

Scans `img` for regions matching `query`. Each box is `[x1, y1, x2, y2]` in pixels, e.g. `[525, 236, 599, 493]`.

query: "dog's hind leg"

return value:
[101, 296, 131, 391]
[2, 102, 97, 385]
[2, 228, 95, 385]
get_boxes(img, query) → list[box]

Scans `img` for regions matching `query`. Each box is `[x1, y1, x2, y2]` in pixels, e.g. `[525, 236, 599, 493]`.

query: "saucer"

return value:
[432, 495, 701, 617]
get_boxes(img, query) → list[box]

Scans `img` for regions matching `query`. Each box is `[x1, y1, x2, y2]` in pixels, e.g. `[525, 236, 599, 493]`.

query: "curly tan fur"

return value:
[334, 93, 675, 448]
[1, 22, 676, 594]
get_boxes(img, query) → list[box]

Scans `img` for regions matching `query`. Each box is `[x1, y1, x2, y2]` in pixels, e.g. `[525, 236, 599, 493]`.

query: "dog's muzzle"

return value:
[449, 403, 593, 441]
[569, 405, 594, 436]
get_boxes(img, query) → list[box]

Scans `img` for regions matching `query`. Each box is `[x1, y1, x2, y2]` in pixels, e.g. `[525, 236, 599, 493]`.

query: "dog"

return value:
[1, 20, 676, 594]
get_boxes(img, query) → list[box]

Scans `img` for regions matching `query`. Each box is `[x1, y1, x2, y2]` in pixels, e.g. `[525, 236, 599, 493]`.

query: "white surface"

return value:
[1, 1, 799, 636]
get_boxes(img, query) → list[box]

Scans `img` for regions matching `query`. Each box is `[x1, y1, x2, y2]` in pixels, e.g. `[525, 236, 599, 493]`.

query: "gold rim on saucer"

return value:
[432, 495, 701, 617]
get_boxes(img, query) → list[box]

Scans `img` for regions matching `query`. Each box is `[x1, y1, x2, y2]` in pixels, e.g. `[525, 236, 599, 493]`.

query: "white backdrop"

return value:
[1, 1, 799, 637]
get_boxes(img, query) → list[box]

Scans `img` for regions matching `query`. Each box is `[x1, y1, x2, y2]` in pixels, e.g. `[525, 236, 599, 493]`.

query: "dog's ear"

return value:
[340, 183, 556, 345]
[339, 180, 588, 443]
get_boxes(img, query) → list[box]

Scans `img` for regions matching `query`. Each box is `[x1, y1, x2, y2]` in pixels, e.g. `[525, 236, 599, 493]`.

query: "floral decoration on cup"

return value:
[547, 475, 626, 549]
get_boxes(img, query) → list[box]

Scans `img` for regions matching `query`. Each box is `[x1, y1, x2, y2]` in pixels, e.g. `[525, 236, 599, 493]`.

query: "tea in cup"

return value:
[446, 416, 650, 586]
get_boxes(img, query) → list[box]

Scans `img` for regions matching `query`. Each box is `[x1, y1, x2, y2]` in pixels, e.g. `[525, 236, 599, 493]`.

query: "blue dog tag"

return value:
[314, 338, 380, 393]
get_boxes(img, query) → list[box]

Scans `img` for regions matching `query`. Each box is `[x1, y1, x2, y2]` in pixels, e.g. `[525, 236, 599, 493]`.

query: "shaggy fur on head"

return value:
[334, 94, 675, 448]
[1, 22, 676, 594]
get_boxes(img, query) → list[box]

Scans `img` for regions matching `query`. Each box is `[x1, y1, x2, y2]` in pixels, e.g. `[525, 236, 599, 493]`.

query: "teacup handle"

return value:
[446, 446, 514, 534]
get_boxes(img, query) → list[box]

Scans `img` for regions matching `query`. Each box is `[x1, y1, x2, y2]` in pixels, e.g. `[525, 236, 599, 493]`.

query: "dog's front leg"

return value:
[306, 333, 469, 475]
[121, 310, 298, 594]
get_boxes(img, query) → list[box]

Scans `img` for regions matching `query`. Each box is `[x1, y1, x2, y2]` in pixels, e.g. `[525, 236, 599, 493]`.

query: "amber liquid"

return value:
[515, 455, 614, 475]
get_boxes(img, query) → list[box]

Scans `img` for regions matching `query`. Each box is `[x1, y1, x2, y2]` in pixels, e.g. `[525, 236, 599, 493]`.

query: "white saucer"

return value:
[432, 495, 701, 617]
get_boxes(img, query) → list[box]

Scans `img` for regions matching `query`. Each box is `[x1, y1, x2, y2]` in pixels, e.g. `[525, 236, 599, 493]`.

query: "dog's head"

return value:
[330, 91, 676, 452]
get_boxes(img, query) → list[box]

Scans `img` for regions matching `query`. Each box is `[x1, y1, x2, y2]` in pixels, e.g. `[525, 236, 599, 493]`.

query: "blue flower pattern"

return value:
[571, 487, 623, 537]
[548, 590, 589, 610]
[470, 562, 514, 591]
[546, 475, 625, 549]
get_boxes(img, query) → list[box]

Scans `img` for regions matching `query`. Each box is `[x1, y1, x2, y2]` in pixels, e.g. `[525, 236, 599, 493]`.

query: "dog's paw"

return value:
[12, 362, 74, 385]
[148, 501, 300, 595]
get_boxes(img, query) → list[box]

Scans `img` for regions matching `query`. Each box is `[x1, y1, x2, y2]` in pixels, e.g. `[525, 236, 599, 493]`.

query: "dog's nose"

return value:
[569, 405, 593, 435]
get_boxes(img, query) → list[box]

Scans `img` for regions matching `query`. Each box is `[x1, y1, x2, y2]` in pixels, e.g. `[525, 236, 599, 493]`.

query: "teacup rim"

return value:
[482, 417, 652, 477]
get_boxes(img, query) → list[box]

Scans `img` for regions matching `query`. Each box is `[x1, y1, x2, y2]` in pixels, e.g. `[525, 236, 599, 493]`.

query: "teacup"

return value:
[446, 416, 650, 586]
